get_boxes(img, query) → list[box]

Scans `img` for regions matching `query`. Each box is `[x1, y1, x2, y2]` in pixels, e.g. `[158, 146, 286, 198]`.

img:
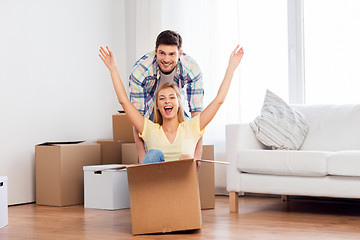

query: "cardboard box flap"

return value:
[96, 158, 228, 172]
[196, 159, 229, 165]
[126, 158, 195, 169]
[83, 164, 127, 172]
[37, 141, 85, 146]
[156, 158, 229, 165]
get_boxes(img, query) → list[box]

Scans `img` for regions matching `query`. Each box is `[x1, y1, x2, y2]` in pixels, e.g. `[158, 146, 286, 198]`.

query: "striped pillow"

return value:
[250, 90, 309, 150]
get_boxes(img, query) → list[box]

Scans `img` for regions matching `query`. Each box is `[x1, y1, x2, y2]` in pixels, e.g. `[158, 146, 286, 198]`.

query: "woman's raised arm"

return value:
[99, 46, 144, 134]
[200, 45, 244, 130]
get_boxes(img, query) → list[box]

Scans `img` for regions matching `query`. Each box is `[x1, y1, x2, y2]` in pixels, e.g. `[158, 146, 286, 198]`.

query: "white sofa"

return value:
[226, 104, 360, 212]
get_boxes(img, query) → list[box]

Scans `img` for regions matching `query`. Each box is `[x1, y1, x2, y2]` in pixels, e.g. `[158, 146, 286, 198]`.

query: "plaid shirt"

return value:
[129, 51, 204, 118]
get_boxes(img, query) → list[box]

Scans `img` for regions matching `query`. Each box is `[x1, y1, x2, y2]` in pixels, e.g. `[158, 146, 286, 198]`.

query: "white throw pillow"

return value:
[250, 90, 309, 150]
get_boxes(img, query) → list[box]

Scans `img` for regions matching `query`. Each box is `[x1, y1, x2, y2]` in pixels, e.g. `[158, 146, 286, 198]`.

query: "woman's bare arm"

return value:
[99, 46, 145, 134]
[200, 45, 244, 130]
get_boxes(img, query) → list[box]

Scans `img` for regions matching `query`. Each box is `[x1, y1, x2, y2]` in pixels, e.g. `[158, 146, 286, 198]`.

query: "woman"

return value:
[99, 45, 244, 164]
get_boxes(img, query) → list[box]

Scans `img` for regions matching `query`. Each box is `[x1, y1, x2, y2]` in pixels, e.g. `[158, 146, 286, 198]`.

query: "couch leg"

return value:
[229, 191, 239, 212]
[281, 195, 288, 201]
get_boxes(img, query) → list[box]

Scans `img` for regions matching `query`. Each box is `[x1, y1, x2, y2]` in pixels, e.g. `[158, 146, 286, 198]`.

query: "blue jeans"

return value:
[142, 149, 165, 165]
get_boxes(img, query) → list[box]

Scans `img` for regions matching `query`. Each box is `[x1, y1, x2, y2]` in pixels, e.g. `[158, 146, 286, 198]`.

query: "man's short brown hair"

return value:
[155, 30, 182, 50]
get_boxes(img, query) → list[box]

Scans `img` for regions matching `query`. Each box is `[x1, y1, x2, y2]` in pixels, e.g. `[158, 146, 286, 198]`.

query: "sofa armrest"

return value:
[226, 123, 263, 192]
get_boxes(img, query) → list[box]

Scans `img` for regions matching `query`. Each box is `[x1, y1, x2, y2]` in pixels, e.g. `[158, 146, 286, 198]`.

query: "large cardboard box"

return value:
[83, 164, 129, 210]
[198, 145, 215, 209]
[127, 159, 201, 235]
[97, 139, 122, 164]
[112, 112, 135, 142]
[0, 176, 8, 230]
[121, 143, 139, 164]
[35, 141, 101, 206]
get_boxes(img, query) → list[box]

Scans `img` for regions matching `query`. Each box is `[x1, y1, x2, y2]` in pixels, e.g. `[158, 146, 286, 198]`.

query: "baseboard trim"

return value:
[215, 187, 228, 196]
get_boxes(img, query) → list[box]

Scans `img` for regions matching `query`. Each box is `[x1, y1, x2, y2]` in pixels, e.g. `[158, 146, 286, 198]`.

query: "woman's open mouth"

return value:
[164, 106, 173, 114]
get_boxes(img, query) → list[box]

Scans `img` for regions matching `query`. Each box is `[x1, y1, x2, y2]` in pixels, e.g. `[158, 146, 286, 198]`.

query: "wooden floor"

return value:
[1, 195, 360, 239]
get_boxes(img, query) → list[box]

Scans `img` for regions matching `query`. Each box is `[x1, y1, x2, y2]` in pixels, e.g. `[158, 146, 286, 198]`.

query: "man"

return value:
[129, 30, 204, 163]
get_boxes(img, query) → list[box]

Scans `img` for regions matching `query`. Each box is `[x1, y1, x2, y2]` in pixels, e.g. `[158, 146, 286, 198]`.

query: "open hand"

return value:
[228, 45, 244, 71]
[99, 46, 116, 70]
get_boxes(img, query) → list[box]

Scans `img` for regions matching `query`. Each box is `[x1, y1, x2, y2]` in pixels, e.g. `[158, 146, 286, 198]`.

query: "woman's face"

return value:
[156, 87, 180, 120]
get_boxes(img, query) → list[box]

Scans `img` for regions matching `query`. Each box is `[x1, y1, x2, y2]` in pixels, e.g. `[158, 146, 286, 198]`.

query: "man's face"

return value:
[155, 44, 183, 74]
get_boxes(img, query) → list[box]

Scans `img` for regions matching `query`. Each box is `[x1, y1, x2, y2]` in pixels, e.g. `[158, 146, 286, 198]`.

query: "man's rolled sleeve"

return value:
[129, 73, 146, 116]
[180, 54, 204, 113]
[187, 72, 204, 113]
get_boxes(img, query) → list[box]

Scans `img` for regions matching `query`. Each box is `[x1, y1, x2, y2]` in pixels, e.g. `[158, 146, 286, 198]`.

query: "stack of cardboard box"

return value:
[97, 111, 139, 165]
[99, 111, 215, 210]
[34, 112, 137, 207]
[35, 111, 216, 234]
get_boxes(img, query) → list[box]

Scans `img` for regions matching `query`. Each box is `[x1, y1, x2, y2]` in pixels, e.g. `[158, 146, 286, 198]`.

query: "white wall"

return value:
[0, 0, 127, 205]
[0, 0, 236, 204]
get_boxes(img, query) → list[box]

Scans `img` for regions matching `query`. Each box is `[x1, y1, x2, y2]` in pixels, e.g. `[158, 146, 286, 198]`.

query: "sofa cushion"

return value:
[250, 90, 309, 150]
[327, 151, 360, 177]
[292, 104, 360, 151]
[237, 150, 332, 177]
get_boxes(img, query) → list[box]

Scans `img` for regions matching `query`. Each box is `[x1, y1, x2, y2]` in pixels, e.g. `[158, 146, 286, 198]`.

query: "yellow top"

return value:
[139, 115, 205, 161]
